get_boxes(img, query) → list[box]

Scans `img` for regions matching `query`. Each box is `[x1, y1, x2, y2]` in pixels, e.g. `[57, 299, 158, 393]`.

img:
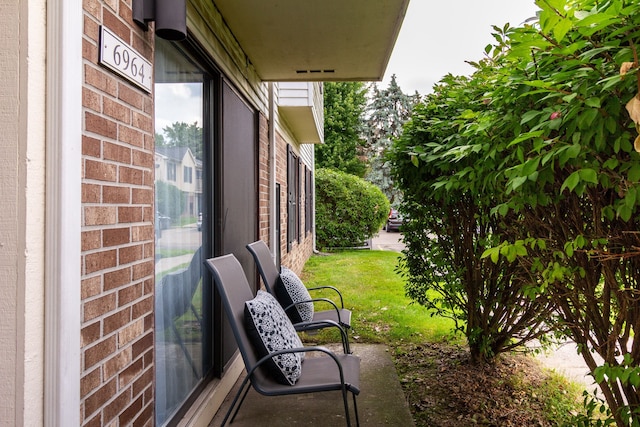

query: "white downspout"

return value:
[268, 82, 277, 264]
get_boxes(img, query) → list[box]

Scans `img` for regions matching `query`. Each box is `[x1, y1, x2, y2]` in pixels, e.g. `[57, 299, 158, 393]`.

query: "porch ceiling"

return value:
[212, 0, 410, 82]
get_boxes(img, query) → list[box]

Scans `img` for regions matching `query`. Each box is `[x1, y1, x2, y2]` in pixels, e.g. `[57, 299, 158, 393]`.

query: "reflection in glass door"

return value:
[154, 39, 211, 426]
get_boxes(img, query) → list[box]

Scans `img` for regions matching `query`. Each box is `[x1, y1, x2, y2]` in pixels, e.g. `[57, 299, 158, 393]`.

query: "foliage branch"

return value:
[156, 121, 203, 160]
[317, 82, 368, 177]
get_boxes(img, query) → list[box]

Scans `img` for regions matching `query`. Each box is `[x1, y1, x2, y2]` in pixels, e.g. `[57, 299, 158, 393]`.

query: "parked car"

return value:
[386, 209, 404, 232]
[197, 212, 202, 231]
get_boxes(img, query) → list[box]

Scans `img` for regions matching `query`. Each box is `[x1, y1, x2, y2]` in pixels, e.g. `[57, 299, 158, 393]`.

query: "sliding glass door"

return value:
[153, 36, 259, 427]
[154, 38, 213, 426]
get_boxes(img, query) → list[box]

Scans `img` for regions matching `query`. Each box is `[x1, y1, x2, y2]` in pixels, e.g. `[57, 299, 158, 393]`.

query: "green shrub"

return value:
[315, 168, 389, 249]
[156, 180, 185, 221]
[392, 2, 640, 424]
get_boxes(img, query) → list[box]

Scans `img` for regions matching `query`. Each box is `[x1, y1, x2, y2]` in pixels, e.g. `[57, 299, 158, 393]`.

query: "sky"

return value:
[155, 83, 202, 136]
[382, 0, 540, 95]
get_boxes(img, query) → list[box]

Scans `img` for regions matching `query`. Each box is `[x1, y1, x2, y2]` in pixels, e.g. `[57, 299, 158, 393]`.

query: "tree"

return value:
[364, 75, 418, 205]
[155, 132, 165, 147]
[157, 121, 203, 160]
[316, 82, 368, 177]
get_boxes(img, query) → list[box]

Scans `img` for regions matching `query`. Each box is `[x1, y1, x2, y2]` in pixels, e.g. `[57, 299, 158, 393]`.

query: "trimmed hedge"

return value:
[156, 180, 185, 222]
[315, 168, 389, 249]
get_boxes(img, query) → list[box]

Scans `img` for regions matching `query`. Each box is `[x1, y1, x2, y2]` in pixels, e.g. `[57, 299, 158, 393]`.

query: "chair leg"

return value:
[229, 381, 252, 424]
[341, 387, 351, 427]
[352, 393, 360, 427]
[170, 322, 199, 378]
[221, 375, 251, 426]
[190, 303, 202, 325]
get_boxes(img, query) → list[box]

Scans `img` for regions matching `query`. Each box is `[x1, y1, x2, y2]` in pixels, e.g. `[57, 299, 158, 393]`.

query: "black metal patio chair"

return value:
[206, 254, 361, 426]
[246, 240, 352, 333]
[156, 246, 203, 377]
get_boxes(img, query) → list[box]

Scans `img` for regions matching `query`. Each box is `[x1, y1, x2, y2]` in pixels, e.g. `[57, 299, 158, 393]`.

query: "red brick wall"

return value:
[254, 111, 315, 277]
[258, 113, 270, 244]
[275, 132, 314, 275]
[256, 114, 313, 280]
[81, 1, 155, 426]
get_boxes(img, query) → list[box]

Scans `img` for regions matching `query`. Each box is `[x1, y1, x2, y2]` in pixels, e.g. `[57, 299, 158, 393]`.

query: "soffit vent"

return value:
[296, 69, 335, 75]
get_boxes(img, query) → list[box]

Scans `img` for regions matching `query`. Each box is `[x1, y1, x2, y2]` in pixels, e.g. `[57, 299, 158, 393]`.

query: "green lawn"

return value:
[301, 250, 458, 345]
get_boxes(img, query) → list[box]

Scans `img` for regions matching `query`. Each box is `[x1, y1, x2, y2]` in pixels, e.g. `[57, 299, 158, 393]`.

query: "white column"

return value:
[45, 0, 82, 425]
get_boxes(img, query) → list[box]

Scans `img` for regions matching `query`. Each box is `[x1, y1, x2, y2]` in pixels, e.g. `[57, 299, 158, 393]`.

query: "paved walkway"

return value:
[209, 344, 415, 426]
[371, 229, 406, 252]
[535, 341, 598, 390]
[155, 253, 192, 274]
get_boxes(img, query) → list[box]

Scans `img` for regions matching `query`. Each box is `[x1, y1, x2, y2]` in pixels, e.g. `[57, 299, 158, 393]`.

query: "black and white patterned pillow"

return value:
[275, 267, 314, 323]
[244, 290, 304, 385]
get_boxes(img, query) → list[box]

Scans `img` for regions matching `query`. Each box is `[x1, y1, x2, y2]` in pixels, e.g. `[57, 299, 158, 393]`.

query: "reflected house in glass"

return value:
[155, 146, 203, 219]
[0, 1, 409, 426]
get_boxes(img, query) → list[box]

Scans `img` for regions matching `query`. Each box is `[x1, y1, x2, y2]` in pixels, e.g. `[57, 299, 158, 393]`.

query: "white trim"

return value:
[269, 82, 278, 263]
[176, 354, 245, 427]
[44, 0, 82, 425]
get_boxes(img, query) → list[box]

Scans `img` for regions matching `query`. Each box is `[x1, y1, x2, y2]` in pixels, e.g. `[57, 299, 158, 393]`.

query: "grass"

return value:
[177, 215, 197, 227]
[156, 248, 194, 259]
[520, 370, 589, 425]
[301, 249, 591, 426]
[301, 250, 457, 345]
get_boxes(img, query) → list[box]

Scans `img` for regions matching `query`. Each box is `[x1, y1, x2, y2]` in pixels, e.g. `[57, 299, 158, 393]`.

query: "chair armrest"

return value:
[248, 346, 347, 386]
[283, 297, 345, 325]
[307, 285, 344, 308]
[293, 319, 350, 353]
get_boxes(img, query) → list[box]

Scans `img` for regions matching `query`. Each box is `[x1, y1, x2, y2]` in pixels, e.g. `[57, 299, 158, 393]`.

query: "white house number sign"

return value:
[99, 26, 152, 93]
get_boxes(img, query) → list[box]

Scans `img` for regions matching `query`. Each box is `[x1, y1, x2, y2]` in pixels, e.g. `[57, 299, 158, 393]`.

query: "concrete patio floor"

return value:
[208, 343, 415, 426]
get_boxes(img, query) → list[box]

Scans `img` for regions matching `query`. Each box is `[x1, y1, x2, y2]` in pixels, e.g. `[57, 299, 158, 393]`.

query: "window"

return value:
[184, 165, 192, 183]
[167, 162, 176, 181]
[305, 166, 313, 234]
[276, 183, 282, 264]
[287, 145, 300, 251]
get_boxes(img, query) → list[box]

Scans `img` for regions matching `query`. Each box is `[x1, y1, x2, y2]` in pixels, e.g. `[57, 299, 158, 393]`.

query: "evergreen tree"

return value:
[316, 82, 368, 177]
[364, 75, 418, 205]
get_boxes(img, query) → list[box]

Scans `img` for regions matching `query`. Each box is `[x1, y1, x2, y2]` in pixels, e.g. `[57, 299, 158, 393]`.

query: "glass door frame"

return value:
[153, 36, 222, 427]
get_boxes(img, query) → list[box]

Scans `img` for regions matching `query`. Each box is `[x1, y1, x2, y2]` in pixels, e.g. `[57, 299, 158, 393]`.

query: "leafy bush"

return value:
[391, 70, 556, 364]
[392, 0, 640, 424]
[315, 168, 389, 249]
